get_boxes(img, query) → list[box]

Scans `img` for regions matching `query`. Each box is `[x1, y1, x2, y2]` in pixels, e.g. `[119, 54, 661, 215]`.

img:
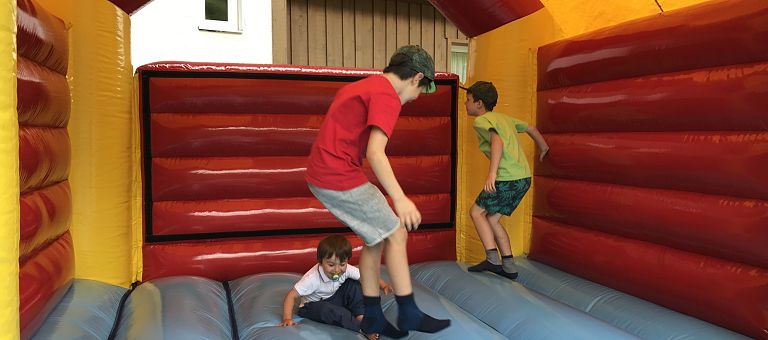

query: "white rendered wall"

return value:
[131, 0, 272, 69]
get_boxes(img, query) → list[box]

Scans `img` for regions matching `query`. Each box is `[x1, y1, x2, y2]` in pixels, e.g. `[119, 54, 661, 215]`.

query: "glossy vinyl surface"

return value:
[17, 57, 70, 128]
[534, 176, 768, 269]
[146, 76, 454, 117]
[537, 61, 768, 133]
[19, 232, 74, 339]
[410, 261, 637, 339]
[151, 155, 451, 201]
[20, 181, 71, 260]
[538, 132, 768, 200]
[537, 0, 768, 90]
[115, 277, 231, 340]
[530, 218, 768, 339]
[151, 114, 451, 157]
[142, 230, 456, 281]
[428, 0, 543, 38]
[31, 280, 125, 340]
[512, 259, 747, 340]
[16, 0, 68, 74]
[19, 127, 70, 193]
[152, 193, 450, 236]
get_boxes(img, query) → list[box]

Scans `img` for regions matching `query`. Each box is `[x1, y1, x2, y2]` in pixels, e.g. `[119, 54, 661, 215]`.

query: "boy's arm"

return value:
[525, 125, 550, 161]
[280, 289, 300, 326]
[486, 131, 503, 193]
[367, 126, 422, 231]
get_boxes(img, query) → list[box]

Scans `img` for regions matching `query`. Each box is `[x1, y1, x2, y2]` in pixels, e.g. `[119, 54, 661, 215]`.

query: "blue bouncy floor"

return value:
[32, 260, 746, 340]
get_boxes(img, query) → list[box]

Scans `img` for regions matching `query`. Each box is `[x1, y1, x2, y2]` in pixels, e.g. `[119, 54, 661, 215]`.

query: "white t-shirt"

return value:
[294, 263, 361, 304]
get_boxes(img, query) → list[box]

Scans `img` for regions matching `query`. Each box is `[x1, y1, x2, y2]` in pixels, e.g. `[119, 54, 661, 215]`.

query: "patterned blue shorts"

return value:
[475, 177, 531, 216]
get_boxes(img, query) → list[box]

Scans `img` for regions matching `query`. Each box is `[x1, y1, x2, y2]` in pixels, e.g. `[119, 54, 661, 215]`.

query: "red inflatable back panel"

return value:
[19, 181, 71, 260]
[19, 232, 74, 339]
[151, 114, 451, 157]
[530, 219, 768, 339]
[151, 155, 450, 201]
[535, 1, 768, 338]
[428, 0, 543, 38]
[138, 63, 458, 275]
[148, 76, 453, 117]
[153, 194, 450, 236]
[537, 0, 768, 90]
[142, 230, 456, 282]
[16, 0, 68, 75]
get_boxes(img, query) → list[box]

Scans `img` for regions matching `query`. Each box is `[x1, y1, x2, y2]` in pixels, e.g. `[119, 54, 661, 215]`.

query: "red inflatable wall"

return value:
[533, 0, 768, 338]
[17, 0, 74, 337]
[138, 63, 459, 281]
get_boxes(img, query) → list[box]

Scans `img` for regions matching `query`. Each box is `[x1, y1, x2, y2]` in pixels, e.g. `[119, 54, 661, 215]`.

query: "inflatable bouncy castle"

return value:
[2, 0, 766, 339]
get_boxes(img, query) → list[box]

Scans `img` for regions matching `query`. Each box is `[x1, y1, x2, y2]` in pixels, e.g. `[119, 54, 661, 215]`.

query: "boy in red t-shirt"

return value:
[306, 45, 450, 338]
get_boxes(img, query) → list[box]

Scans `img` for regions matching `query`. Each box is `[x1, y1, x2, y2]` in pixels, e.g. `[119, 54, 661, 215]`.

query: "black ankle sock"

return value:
[361, 296, 408, 338]
[395, 294, 450, 333]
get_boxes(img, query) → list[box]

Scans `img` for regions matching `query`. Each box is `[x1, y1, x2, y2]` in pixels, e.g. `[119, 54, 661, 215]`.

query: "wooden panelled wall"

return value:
[272, 0, 467, 71]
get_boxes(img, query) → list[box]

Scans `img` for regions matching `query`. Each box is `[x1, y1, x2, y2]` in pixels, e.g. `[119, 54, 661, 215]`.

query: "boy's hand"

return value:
[539, 146, 550, 161]
[380, 283, 393, 295]
[484, 174, 497, 193]
[394, 197, 422, 231]
[280, 319, 297, 327]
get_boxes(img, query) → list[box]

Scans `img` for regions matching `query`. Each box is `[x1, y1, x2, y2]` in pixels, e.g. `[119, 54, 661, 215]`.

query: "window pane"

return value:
[451, 51, 467, 84]
[206, 0, 228, 21]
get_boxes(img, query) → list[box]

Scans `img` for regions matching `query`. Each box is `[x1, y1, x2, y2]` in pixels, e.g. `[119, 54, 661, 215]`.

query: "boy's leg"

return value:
[468, 203, 503, 273]
[298, 301, 360, 332]
[333, 279, 364, 316]
[486, 213, 512, 257]
[359, 242, 407, 338]
[487, 213, 518, 280]
[384, 226, 451, 333]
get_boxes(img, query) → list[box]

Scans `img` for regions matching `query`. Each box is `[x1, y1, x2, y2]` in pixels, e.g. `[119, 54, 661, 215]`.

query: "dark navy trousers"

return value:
[297, 279, 365, 331]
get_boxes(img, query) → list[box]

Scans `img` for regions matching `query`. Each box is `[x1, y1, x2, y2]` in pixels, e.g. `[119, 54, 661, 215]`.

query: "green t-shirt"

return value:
[472, 111, 531, 181]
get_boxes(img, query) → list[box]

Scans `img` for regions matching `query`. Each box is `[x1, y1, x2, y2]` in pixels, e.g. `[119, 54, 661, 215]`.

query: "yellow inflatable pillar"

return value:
[0, 1, 19, 339]
[36, 0, 135, 287]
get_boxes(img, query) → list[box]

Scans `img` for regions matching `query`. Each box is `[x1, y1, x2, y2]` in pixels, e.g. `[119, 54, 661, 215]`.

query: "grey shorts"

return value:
[308, 182, 400, 246]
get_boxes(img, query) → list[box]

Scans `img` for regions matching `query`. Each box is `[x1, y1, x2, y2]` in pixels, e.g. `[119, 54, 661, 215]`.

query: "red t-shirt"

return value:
[306, 75, 401, 190]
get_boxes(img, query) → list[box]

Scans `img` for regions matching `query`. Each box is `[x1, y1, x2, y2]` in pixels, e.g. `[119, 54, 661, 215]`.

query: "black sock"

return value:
[395, 294, 450, 333]
[360, 296, 408, 339]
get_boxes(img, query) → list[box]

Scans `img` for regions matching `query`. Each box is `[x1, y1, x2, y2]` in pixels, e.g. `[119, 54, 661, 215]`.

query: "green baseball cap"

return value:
[393, 45, 436, 93]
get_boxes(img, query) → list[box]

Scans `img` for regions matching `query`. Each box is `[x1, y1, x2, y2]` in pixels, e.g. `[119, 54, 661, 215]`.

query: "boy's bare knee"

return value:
[386, 226, 407, 244]
[470, 205, 485, 219]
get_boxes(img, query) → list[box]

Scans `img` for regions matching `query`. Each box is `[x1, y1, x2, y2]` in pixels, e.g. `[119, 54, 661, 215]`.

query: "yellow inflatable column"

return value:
[0, 1, 19, 339]
[37, 0, 135, 287]
[456, 11, 560, 263]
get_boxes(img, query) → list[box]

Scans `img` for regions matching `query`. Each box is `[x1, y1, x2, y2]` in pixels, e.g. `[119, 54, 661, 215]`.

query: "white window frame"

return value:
[199, 0, 243, 34]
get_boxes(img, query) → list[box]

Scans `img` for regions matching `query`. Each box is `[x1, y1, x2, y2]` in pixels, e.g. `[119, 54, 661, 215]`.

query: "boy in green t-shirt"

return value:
[463, 81, 550, 280]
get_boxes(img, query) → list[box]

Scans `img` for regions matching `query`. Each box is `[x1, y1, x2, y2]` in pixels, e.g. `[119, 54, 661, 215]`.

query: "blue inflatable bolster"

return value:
[230, 270, 506, 340]
[114, 276, 233, 340]
[512, 258, 749, 340]
[31, 279, 126, 340]
[410, 261, 638, 340]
